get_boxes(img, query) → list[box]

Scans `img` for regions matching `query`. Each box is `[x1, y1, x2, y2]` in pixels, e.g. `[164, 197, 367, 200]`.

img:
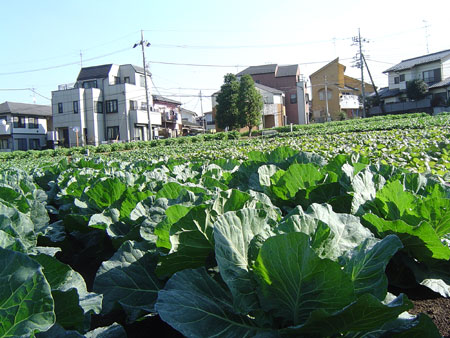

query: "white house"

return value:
[0, 102, 51, 152]
[52, 64, 161, 147]
[371, 49, 450, 115]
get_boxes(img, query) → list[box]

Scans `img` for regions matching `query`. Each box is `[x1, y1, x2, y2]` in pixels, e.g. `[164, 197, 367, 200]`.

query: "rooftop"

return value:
[152, 95, 182, 106]
[237, 64, 299, 78]
[77, 64, 113, 81]
[383, 49, 450, 73]
[0, 101, 52, 116]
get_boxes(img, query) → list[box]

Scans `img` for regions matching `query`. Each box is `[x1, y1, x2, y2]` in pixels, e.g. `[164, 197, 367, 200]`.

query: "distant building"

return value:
[52, 64, 160, 147]
[211, 81, 286, 132]
[153, 95, 182, 138]
[236, 64, 309, 125]
[309, 58, 375, 122]
[203, 111, 215, 132]
[180, 108, 203, 135]
[370, 49, 450, 115]
[0, 101, 52, 151]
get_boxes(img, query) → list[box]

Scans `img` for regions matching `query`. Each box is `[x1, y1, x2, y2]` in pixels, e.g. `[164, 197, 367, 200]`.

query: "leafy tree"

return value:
[406, 79, 428, 101]
[216, 74, 240, 131]
[237, 75, 263, 137]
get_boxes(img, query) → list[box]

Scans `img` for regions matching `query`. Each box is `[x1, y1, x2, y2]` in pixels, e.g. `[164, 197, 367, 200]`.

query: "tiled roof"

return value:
[378, 87, 402, 99]
[152, 95, 181, 105]
[77, 64, 113, 81]
[236, 64, 299, 78]
[236, 64, 278, 76]
[255, 83, 284, 95]
[276, 64, 299, 77]
[429, 76, 450, 89]
[383, 49, 450, 73]
[0, 101, 51, 116]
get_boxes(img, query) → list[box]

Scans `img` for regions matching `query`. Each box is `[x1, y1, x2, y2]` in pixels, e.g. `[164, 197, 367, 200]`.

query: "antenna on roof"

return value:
[80, 50, 83, 68]
[422, 20, 430, 54]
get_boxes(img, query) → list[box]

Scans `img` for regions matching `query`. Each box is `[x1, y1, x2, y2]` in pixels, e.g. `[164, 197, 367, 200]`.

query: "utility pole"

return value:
[324, 75, 330, 121]
[134, 31, 153, 140]
[199, 90, 205, 133]
[362, 53, 385, 115]
[352, 28, 368, 118]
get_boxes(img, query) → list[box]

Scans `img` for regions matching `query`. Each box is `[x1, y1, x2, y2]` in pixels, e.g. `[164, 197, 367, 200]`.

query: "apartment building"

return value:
[52, 64, 161, 147]
[236, 64, 309, 125]
[310, 58, 375, 121]
[0, 101, 51, 151]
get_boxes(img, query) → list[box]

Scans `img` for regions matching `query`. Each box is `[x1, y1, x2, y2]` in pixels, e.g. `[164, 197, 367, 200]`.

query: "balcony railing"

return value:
[340, 95, 359, 109]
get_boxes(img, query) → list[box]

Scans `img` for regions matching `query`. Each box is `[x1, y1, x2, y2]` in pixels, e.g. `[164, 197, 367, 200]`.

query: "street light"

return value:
[134, 31, 153, 141]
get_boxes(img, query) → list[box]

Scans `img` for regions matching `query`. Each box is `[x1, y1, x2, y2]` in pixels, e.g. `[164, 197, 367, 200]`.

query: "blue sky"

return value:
[1, 0, 448, 113]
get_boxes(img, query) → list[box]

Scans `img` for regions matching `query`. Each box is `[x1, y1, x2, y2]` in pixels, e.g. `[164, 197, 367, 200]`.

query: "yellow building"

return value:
[309, 58, 375, 121]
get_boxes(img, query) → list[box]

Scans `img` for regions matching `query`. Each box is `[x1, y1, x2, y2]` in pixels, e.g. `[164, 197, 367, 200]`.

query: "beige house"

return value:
[310, 58, 375, 121]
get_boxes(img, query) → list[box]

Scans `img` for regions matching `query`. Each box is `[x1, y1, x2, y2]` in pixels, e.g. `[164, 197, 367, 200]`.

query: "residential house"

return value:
[153, 95, 182, 138]
[236, 64, 309, 125]
[52, 64, 161, 147]
[370, 49, 450, 115]
[309, 58, 375, 122]
[0, 101, 52, 151]
[203, 111, 215, 132]
[211, 81, 285, 132]
[180, 108, 203, 135]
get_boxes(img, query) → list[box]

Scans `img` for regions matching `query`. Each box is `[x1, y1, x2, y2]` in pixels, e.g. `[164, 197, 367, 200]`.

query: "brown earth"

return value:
[398, 285, 450, 337]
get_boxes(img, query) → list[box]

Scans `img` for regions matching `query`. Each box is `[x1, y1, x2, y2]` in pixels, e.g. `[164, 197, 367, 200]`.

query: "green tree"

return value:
[216, 74, 240, 131]
[406, 79, 428, 101]
[237, 74, 263, 137]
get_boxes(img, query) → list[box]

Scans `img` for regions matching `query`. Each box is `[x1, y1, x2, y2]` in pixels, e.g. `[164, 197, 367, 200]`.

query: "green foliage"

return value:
[216, 73, 240, 130]
[406, 79, 428, 101]
[237, 74, 263, 136]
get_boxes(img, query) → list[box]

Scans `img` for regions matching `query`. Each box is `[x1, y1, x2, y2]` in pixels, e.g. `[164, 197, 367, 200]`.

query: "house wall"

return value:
[387, 60, 442, 90]
[248, 73, 301, 124]
[310, 61, 340, 120]
[442, 56, 450, 79]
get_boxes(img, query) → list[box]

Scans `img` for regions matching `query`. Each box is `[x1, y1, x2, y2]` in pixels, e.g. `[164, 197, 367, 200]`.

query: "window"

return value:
[106, 100, 118, 113]
[129, 100, 138, 110]
[319, 89, 332, 101]
[95, 101, 103, 113]
[107, 126, 120, 141]
[423, 69, 441, 84]
[16, 138, 27, 150]
[82, 80, 97, 89]
[58, 102, 63, 113]
[29, 139, 40, 150]
[0, 139, 9, 150]
[73, 101, 79, 114]
[13, 116, 25, 128]
[28, 117, 38, 129]
[400, 74, 405, 82]
[114, 76, 121, 84]
[140, 75, 145, 87]
[290, 93, 297, 104]
[394, 77, 399, 84]
[124, 77, 130, 83]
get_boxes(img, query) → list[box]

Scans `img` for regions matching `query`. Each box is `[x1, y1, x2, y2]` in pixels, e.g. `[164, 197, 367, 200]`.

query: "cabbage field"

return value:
[0, 113, 449, 337]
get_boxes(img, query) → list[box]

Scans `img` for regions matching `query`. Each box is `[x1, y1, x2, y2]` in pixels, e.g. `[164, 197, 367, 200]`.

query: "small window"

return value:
[13, 116, 26, 128]
[73, 101, 79, 114]
[290, 93, 297, 104]
[82, 80, 97, 89]
[319, 89, 332, 101]
[95, 101, 103, 113]
[124, 77, 130, 84]
[0, 139, 9, 150]
[28, 117, 38, 129]
[140, 75, 145, 87]
[16, 138, 27, 150]
[129, 100, 138, 110]
[29, 139, 40, 150]
[394, 77, 399, 84]
[106, 100, 118, 113]
[58, 103, 63, 114]
[114, 76, 121, 85]
[107, 126, 120, 141]
[399, 74, 405, 82]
